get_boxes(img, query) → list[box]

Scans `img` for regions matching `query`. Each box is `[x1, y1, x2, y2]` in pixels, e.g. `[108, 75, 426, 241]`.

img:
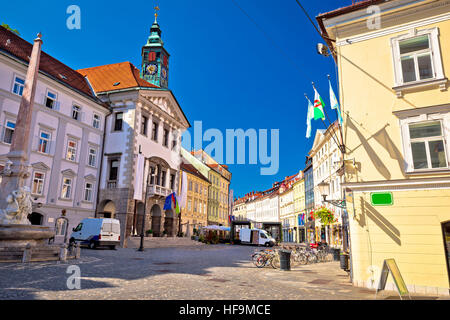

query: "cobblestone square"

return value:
[0, 239, 446, 300]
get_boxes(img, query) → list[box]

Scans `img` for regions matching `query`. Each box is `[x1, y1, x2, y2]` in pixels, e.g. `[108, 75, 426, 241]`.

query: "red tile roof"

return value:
[78, 62, 159, 93]
[0, 26, 102, 104]
[180, 163, 210, 183]
[317, 0, 386, 19]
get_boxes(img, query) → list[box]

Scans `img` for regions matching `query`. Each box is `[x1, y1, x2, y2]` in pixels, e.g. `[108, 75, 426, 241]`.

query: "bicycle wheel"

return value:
[255, 256, 267, 268]
[252, 253, 262, 266]
[271, 254, 280, 269]
[298, 254, 308, 265]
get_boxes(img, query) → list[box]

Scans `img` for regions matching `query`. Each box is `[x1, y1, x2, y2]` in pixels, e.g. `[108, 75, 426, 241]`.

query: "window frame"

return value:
[66, 139, 78, 162]
[61, 177, 73, 200]
[31, 171, 45, 196]
[3, 119, 15, 145]
[72, 105, 81, 121]
[38, 130, 51, 154]
[12, 75, 25, 96]
[88, 147, 97, 168]
[45, 89, 58, 109]
[400, 113, 450, 173]
[84, 182, 94, 202]
[92, 113, 101, 129]
[113, 112, 123, 132]
[391, 27, 445, 88]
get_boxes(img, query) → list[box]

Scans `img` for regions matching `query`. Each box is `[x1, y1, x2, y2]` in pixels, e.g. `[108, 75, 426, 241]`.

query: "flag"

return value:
[329, 79, 343, 125]
[306, 96, 314, 139]
[313, 87, 326, 121]
[164, 192, 181, 215]
[179, 171, 188, 208]
[133, 154, 145, 201]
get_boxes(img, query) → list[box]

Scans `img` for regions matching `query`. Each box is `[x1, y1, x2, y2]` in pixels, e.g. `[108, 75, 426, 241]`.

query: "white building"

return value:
[78, 19, 190, 244]
[310, 122, 344, 247]
[0, 26, 109, 233]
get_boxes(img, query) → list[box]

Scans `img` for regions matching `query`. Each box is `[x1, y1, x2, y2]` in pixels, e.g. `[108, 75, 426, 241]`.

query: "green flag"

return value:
[313, 87, 325, 121]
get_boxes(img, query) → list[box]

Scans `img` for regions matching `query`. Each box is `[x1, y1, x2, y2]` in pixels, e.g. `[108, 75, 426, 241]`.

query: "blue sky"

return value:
[3, 0, 352, 198]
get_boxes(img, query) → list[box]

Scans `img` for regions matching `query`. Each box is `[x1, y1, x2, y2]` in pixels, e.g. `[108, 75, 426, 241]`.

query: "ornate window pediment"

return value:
[32, 162, 50, 171]
[61, 169, 76, 177]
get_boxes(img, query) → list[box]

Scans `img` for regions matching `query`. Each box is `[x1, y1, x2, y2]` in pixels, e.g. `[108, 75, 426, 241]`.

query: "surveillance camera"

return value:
[317, 43, 330, 57]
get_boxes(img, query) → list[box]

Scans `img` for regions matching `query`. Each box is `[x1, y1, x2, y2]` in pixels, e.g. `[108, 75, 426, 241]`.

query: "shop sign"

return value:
[371, 192, 393, 206]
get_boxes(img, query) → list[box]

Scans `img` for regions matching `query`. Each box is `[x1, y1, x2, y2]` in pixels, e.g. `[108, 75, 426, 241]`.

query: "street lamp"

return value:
[318, 182, 346, 208]
[138, 161, 155, 252]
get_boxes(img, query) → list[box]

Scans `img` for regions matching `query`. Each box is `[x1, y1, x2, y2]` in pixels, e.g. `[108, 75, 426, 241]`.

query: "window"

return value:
[391, 28, 445, 88]
[45, 91, 57, 109]
[188, 199, 192, 211]
[114, 112, 123, 131]
[61, 178, 72, 199]
[152, 121, 158, 141]
[141, 116, 148, 136]
[38, 131, 51, 154]
[109, 160, 120, 181]
[172, 137, 177, 150]
[161, 171, 166, 187]
[163, 128, 169, 147]
[12, 76, 25, 96]
[194, 199, 197, 213]
[195, 183, 198, 193]
[408, 121, 447, 170]
[32, 172, 45, 195]
[84, 182, 93, 202]
[189, 180, 193, 191]
[88, 148, 97, 167]
[93, 114, 101, 129]
[3, 120, 15, 144]
[72, 105, 81, 121]
[170, 174, 175, 190]
[66, 140, 77, 162]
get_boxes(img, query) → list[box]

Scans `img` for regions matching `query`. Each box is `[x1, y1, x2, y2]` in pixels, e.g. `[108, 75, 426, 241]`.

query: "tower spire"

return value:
[154, 5, 160, 23]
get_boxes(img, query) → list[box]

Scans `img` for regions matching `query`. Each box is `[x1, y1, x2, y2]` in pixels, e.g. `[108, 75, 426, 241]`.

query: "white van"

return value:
[70, 218, 121, 250]
[239, 228, 276, 247]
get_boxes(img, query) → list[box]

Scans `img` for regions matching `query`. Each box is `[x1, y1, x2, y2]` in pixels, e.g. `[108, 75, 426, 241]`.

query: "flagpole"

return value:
[327, 74, 346, 154]
[312, 82, 342, 152]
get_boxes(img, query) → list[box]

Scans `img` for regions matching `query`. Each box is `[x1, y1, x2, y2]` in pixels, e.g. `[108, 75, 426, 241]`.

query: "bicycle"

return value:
[251, 249, 279, 269]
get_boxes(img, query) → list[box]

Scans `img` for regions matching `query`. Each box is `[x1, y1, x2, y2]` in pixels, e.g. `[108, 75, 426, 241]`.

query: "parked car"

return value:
[239, 228, 276, 247]
[70, 218, 120, 250]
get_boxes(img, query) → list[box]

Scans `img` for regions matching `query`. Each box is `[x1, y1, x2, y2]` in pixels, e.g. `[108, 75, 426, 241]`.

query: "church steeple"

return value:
[141, 6, 170, 88]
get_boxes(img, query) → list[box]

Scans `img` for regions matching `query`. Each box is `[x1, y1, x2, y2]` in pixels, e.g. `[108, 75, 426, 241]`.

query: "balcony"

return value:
[107, 181, 117, 189]
[148, 184, 172, 197]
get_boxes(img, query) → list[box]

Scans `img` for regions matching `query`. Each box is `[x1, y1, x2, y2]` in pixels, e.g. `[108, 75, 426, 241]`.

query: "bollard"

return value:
[22, 244, 32, 263]
[75, 243, 81, 259]
[59, 244, 67, 262]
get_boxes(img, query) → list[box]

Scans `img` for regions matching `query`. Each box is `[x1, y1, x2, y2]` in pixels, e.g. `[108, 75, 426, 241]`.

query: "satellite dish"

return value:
[317, 43, 330, 57]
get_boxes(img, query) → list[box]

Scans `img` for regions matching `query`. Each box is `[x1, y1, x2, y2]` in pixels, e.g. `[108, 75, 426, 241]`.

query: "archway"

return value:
[98, 200, 116, 218]
[164, 210, 175, 237]
[29, 212, 43, 226]
[150, 204, 162, 237]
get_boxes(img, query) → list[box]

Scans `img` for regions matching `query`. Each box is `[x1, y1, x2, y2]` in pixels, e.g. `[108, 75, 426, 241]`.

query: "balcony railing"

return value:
[148, 184, 172, 197]
[107, 181, 117, 189]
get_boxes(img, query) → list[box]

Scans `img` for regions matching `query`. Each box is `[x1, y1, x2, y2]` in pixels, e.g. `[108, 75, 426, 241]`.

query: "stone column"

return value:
[0, 34, 43, 208]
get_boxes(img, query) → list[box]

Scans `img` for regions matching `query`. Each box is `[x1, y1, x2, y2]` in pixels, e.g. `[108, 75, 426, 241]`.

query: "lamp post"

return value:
[138, 161, 155, 252]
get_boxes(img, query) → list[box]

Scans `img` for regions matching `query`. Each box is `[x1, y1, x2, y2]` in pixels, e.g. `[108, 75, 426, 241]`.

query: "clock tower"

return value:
[141, 6, 170, 88]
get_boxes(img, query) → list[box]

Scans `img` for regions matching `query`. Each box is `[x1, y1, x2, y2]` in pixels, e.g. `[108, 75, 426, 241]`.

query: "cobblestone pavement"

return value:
[0, 240, 446, 300]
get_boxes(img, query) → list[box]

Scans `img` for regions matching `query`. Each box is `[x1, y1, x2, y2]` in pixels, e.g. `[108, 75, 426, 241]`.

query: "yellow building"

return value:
[317, 0, 450, 295]
[293, 172, 306, 243]
[179, 163, 210, 235]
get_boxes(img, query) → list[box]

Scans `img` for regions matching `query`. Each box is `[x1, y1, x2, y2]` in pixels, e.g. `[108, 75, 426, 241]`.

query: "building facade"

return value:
[79, 18, 190, 244]
[304, 156, 315, 244]
[178, 163, 209, 236]
[310, 123, 344, 248]
[0, 26, 109, 235]
[318, 0, 450, 295]
[293, 172, 306, 243]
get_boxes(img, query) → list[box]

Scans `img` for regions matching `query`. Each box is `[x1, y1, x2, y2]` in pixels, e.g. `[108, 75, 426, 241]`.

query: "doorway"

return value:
[29, 212, 43, 225]
[442, 221, 450, 287]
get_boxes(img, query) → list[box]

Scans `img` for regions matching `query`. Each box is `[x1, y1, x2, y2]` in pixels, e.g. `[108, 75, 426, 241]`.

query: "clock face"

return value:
[146, 64, 158, 75]
[161, 67, 167, 79]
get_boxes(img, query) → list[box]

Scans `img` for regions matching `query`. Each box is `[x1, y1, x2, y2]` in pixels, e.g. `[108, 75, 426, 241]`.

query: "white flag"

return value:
[133, 154, 145, 200]
[179, 171, 188, 208]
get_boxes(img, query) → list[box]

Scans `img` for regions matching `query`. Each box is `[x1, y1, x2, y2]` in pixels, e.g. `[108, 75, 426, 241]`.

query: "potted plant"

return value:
[146, 229, 153, 237]
[312, 206, 338, 226]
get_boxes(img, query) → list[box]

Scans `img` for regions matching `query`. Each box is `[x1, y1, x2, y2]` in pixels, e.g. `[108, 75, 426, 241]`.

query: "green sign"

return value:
[371, 192, 393, 206]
